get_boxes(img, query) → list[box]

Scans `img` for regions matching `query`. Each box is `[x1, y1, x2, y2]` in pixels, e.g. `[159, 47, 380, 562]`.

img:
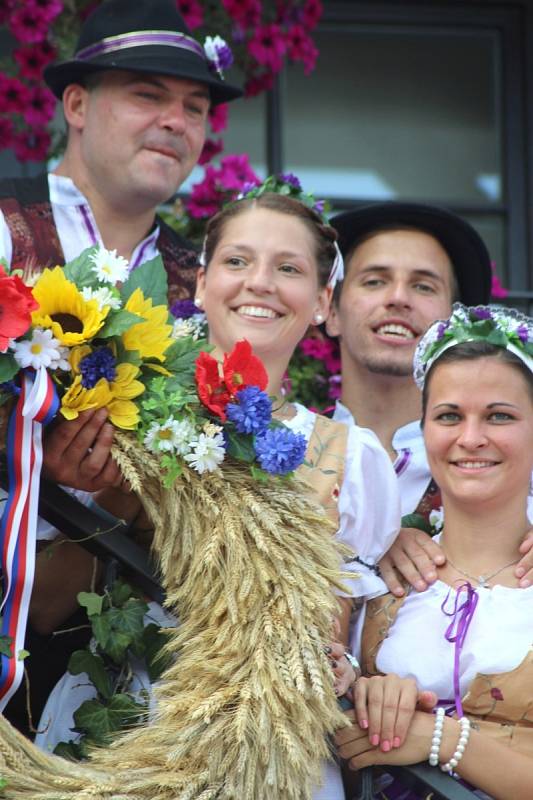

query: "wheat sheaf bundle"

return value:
[0, 430, 350, 799]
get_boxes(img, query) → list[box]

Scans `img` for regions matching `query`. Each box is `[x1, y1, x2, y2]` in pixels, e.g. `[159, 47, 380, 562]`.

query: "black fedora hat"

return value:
[331, 201, 492, 306]
[44, 0, 242, 106]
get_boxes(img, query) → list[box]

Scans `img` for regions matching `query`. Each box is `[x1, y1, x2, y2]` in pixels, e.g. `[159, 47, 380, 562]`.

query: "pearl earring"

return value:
[314, 313, 324, 325]
[194, 296, 203, 309]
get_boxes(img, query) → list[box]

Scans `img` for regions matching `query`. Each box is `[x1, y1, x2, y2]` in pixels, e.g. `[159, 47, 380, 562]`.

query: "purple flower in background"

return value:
[170, 299, 203, 319]
[313, 199, 325, 215]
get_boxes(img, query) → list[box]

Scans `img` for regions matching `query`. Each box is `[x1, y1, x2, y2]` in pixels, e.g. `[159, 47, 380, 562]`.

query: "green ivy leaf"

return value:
[73, 695, 145, 744]
[225, 429, 256, 462]
[0, 354, 20, 384]
[110, 580, 135, 607]
[63, 245, 100, 288]
[77, 591, 104, 617]
[139, 623, 172, 682]
[53, 739, 88, 761]
[91, 612, 112, 650]
[400, 513, 433, 535]
[67, 650, 113, 700]
[120, 255, 168, 307]
[98, 310, 144, 338]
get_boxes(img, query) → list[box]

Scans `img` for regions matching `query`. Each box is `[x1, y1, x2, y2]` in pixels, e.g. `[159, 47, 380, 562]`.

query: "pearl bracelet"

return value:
[428, 707, 445, 766]
[440, 716, 471, 774]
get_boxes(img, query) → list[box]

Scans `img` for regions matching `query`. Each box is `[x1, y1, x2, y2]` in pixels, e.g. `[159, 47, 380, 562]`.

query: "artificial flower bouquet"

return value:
[0, 246, 306, 481]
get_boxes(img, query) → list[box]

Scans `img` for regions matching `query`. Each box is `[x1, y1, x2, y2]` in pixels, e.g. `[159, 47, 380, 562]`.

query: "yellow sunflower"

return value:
[107, 363, 145, 430]
[32, 267, 109, 346]
[61, 375, 113, 420]
[122, 288, 174, 362]
[61, 355, 144, 430]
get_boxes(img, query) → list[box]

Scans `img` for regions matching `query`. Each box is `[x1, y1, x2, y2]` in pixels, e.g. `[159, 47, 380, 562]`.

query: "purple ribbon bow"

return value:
[441, 581, 478, 718]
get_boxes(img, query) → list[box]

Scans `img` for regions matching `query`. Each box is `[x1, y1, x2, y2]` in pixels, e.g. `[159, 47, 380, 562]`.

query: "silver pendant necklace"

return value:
[444, 553, 519, 588]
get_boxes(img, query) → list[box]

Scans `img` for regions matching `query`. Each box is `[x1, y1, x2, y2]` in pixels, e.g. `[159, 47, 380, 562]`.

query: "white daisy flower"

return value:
[172, 314, 206, 341]
[144, 417, 196, 455]
[184, 431, 226, 474]
[89, 247, 129, 285]
[13, 327, 70, 371]
[81, 285, 122, 311]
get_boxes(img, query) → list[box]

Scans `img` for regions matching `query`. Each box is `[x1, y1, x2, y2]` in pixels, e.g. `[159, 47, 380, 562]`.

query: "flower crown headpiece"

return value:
[413, 302, 533, 389]
[199, 174, 344, 288]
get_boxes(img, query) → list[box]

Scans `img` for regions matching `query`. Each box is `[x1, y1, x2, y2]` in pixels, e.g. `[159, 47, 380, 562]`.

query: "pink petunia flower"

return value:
[0, 0, 16, 26]
[248, 24, 286, 73]
[490, 261, 508, 299]
[198, 137, 224, 165]
[187, 169, 221, 219]
[12, 127, 51, 162]
[9, 4, 49, 43]
[0, 116, 14, 150]
[14, 40, 56, 80]
[0, 75, 31, 113]
[285, 24, 319, 74]
[23, 85, 56, 126]
[222, 0, 261, 27]
[177, 0, 203, 31]
[217, 153, 260, 192]
[302, 0, 323, 30]
[27, 0, 63, 23]
[209, 103, 228, 133]
[244, 72, 274, 97]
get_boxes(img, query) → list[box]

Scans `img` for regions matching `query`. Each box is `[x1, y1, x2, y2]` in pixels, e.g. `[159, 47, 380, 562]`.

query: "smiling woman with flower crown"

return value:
[335, 304, 533, 800]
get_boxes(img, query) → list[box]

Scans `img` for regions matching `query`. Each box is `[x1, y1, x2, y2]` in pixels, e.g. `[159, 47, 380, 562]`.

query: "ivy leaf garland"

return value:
[54, 580, 171, 758]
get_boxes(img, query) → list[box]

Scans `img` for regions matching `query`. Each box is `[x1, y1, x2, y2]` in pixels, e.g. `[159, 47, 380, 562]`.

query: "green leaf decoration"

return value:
[67, 650, 113, 700]
[73, 695, 145, 744]
[17, 649, 30, 661]
[53, 739, 88, 761]
[162, 337, 208, 378]
[98, 309, 144, 338]
[77, 591, 104, 617]
[138, 623, 173, 682]
[110, 580, 135, 607]
[0, 634, 13, 658]
[63, 245, 100, 288]
[91, 612, 112, 650]
[400, 513, 433, 535]
[120, 255, 168, 307]
[225, 429, 256, 462]
[0, 353, 20, 384]
[101, 631, 132, 664]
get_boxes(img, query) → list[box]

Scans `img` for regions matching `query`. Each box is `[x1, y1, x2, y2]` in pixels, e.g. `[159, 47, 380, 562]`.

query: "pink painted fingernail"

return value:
[515, 567, 525, 578]
[381, 740, 391, 752]
[520, 578, 530, 588]
[370, 734, 379, 746]
[393, 737, 401, 748]
[360, 719, 368, 729]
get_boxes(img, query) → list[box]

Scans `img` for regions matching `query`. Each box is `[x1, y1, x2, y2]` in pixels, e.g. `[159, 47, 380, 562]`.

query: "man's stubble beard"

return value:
[360, 353, 414, 378]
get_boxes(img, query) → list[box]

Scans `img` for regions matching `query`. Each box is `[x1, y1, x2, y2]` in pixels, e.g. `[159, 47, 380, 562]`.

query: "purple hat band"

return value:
[76, 30, 206, 62]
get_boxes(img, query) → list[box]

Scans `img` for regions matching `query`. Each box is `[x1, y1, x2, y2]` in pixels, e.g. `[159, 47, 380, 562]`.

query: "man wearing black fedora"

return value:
[327, 201, 533, 594]
[0, 0, 242, 738]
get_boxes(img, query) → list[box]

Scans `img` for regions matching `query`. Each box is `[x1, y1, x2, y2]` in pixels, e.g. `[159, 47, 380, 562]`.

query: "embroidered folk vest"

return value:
[0, 173, 198, 303]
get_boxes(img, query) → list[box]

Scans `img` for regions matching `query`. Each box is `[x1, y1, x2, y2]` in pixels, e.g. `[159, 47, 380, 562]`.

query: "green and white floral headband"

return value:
[413, 302, 533, 389]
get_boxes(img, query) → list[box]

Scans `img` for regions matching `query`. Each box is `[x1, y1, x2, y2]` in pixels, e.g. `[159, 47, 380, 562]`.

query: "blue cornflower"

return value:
[79, 347, 117, 388]
[226, 386, 272, 435]
[254, 427, 307, 475]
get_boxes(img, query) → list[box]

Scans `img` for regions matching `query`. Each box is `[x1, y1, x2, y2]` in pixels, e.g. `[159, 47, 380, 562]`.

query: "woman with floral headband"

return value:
[34, 179, 401, 799]
[336, 303, 533, 799]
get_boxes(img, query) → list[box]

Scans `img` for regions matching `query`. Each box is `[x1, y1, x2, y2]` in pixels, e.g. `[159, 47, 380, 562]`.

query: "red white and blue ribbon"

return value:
[0, 367, 59, 709]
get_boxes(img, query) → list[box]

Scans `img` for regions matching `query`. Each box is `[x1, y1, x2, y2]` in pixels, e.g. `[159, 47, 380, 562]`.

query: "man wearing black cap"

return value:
[0, 0, 242, 737]
[328, 202, 533, 593]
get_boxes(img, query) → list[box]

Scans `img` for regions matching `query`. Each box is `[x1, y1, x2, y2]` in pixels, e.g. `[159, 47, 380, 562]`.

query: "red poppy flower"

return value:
[0, 268, 39, 352]
[195, 351, 232, 420]
[223, 340, 268, 394]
